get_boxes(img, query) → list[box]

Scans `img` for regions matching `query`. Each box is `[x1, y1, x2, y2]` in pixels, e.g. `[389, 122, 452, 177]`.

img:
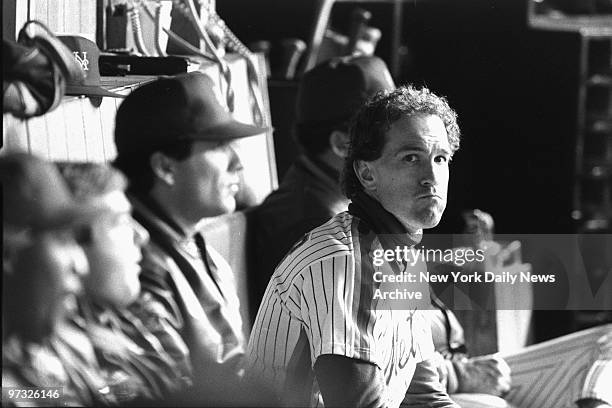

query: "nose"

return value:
[227, 145, 243, 173]
[420, 160, 437, 187]
[131, 219, 149, 247]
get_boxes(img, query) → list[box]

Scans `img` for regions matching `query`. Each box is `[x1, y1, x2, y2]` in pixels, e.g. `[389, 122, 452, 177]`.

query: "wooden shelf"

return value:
[2, 56, 277, 206]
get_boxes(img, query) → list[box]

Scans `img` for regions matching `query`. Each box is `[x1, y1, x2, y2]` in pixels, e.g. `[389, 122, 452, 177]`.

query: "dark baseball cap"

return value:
[114, 72, 268, 155]
[296, 55, 395, 126]
[1, 153, 105, 231]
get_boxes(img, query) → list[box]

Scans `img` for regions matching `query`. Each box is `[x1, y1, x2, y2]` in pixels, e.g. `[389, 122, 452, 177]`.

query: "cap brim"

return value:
[192, 120, 269, 142]
[65, 85, 126, 98]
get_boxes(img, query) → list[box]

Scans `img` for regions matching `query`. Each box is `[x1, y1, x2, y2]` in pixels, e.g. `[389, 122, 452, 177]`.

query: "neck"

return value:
[365, 190, 423, 236]
[149, 187, 200, 236]
[315, 150, 344, 174]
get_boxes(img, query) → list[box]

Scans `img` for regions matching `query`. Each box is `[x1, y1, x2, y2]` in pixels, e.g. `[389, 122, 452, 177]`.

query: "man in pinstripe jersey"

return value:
[253, 56, 395, 306]
[245, 85, 461, 407]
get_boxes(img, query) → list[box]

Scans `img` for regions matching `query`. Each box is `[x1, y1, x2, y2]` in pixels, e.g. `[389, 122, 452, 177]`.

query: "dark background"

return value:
[219, 0, 583, 235]
[218, 0, 609, 340]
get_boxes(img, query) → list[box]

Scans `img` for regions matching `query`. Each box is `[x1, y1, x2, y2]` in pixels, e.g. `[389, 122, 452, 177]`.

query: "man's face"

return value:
[363, 114, 452, 233]
[171, 140, 242, 222]
[82, 190, 148, 308]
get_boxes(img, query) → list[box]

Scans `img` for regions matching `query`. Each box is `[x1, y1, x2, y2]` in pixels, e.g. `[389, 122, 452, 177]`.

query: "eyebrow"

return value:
[394, 145, 452, 156]
[436, 147, 453, 156]
[395, 145, 427, 154]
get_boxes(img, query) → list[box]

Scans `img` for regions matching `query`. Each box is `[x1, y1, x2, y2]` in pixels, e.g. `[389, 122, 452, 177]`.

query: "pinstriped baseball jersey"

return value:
[245, 212, 436, 408]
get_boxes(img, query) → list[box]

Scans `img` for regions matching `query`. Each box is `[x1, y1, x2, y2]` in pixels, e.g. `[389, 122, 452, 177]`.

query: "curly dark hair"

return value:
[341, 85, 461, 198]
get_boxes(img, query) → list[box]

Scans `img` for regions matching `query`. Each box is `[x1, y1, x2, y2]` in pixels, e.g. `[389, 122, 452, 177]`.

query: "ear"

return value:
[353, 160, 377, 192]
[150, 152, 175, 186]
[329, 130, 350, 158]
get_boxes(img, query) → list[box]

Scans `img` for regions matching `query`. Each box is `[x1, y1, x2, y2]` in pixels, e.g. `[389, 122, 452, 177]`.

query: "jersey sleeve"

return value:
[298, 254, 384, 368]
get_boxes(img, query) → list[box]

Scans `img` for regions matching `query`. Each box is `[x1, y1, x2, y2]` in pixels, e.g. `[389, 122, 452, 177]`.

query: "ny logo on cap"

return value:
[73, 51, 89, 71]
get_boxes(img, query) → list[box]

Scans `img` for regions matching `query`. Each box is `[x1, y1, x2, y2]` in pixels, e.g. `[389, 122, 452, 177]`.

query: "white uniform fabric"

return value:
[245, 212, 437, 408]
[501, 323, 612, 408]
[581, 348, 612, 405]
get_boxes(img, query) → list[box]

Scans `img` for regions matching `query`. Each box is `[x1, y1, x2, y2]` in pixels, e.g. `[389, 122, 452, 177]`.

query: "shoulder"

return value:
[255, 175, 308, 245]
[134, 243, 186, 329]
[269, 213, 356, 290]
[281, 212, 354, 266]
[257, 161, 345, 226]
[138, 240, 180, 293]
[257, 166, 307, 218]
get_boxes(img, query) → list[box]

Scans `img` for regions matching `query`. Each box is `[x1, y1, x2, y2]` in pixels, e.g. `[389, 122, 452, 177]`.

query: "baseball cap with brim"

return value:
[58, 35, 125, 98]
[115, 72, 268, 155]
[1, 153, 106, 231]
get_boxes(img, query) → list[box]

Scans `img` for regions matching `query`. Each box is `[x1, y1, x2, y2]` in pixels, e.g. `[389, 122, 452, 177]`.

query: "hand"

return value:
[454, 355, 511, 396]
